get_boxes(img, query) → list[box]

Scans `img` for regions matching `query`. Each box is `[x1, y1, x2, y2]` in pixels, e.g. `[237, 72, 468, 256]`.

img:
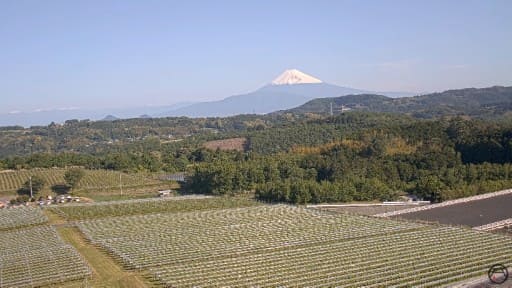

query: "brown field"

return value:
[203, 137, 247, 151]
[394, 193, 512, 227]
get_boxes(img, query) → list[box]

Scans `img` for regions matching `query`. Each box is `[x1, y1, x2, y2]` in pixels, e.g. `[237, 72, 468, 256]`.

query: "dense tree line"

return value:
[2, 112, 512, 204]
[184, 113, 512, 204]
[0, 114, 301, 157]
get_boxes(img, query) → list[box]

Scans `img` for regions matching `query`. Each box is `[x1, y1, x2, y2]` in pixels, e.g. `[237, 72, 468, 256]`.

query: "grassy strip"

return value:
[56, 226, 152, 288]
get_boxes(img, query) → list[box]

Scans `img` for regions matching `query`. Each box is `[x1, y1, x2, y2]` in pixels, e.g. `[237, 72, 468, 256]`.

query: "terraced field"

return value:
[0, 209, 90, 288]
[77, 205, 512, 287]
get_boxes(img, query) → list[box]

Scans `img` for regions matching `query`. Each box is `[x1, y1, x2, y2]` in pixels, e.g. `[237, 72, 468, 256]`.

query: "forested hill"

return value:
[2, 111, 512, 204]
[284, 86, 512, 118]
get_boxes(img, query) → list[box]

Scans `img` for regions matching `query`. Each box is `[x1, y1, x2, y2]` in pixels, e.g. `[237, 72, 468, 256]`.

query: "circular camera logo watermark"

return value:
[488, 264, 509, 284]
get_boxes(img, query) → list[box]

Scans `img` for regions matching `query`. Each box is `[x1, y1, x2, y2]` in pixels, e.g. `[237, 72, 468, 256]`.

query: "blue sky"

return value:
[1, 0, 511, 113]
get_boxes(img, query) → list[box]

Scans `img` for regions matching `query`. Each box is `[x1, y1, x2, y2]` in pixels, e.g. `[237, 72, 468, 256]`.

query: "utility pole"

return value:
[29, 176, 33, 199]
[119, 173, 123, 196]
[330, 102, 333, 116]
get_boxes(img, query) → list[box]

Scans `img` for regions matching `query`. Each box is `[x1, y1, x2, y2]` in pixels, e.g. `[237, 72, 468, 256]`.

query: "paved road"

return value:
[396, 194, 512, 227]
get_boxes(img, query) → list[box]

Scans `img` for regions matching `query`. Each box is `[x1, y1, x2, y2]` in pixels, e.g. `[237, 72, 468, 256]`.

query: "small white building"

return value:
[158, 190, 172, 197]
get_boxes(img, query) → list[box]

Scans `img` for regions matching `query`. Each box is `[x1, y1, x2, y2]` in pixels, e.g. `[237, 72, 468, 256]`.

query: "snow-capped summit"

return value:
[271, 69, 323, 85]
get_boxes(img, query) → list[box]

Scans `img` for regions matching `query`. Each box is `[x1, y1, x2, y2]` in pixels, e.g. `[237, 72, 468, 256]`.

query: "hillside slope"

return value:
[285, 86, 512, 118]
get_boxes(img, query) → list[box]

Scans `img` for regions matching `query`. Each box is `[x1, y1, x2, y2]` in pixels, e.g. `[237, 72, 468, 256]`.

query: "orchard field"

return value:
[0, 206, 47, 230]
[47, 196, 258, 220]
[0, 208, 90, 288]
[0, 168, 163, 196]
[73, 204, 512, 287]
[1, 195, 510, 287]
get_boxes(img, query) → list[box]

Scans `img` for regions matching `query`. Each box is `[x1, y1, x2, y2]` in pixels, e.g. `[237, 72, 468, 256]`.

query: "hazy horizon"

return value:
[1, 0, 511, 114]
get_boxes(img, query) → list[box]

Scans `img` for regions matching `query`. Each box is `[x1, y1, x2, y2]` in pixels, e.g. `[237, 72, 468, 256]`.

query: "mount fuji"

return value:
[162, 69, 413, 117]
[271, 69, 323, 85]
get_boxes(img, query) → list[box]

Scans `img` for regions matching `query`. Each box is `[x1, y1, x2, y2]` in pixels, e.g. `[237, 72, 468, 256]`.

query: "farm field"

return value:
[46, 195, 258, 220]
[0, 168, 162, 195]
[390, 192, 512, 227]
[0, 207, 90, 288]
[0, 206, 48, 230]
[77, 205, 512, 287]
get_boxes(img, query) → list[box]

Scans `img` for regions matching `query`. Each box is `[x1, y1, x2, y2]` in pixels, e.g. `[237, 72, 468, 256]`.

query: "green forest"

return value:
[287, 86, 512, 119]
[185, 113, 512, 203]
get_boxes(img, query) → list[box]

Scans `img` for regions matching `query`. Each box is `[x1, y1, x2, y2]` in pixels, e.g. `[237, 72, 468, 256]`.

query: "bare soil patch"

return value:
[203, 137, 247, 151]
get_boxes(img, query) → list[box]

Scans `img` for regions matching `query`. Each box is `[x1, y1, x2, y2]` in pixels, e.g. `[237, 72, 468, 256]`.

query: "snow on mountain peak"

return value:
[271, 69, 323, 85]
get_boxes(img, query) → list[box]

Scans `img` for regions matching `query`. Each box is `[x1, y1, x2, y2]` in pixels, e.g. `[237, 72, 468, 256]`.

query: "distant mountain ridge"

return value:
[165, 83, 369, 117]
[0, 102, 195, 127]
[163, 69, 414, 117]
[284, 86, 512, 118]
[102, 115, 120, 121]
